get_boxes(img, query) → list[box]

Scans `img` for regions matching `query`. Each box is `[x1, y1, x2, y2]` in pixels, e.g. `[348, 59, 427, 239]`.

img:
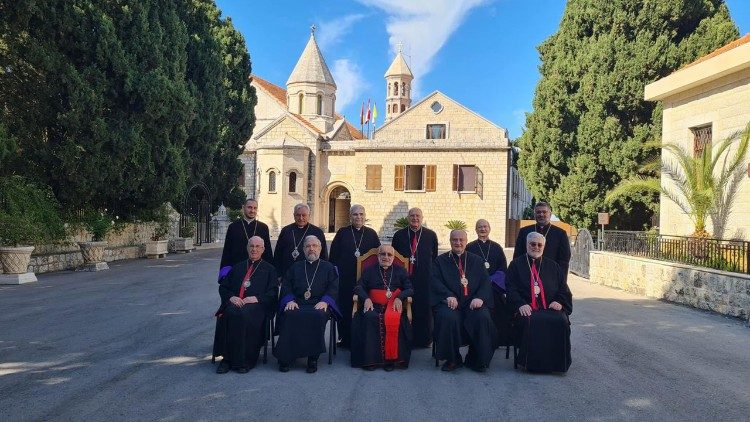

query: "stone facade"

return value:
[241, 31, 530, 247]
[645, 34, 750, 240]
[589, 251, 750, 321]
[29, 245, 143, 274]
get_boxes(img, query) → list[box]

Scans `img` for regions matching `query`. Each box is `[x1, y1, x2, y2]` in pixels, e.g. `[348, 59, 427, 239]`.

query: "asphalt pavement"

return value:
[1, 248, 748, 421]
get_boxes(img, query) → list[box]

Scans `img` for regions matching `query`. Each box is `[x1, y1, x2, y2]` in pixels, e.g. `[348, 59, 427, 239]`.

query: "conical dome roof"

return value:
[384, 51, 413, 78]
[287, 33, 336, 87]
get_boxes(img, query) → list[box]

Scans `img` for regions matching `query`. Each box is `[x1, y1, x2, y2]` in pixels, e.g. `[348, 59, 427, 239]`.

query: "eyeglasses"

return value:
[378, 253, 394, 257]
[529, 242, 544, 247]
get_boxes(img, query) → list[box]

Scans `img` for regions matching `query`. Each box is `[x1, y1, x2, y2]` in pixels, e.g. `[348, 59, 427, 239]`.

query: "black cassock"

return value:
[467, 239, 512, 347]
[513, 224, 571, 280]
[329, 225, 381, 347]
[273, 223, 328, 278]
[350, 264, 413, 368]
[213, 259, 278, 368]
[392, 226, 438, 347]
[275, 259, 339, 363]
[431, 252, 497, 368]
[506, 254, 572, 373]
[219, 219, 273, 269]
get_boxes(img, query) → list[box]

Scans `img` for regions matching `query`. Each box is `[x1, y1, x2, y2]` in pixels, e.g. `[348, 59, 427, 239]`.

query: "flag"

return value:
[372, 102, 378, 124]
[365, 99, 371, 124]
[360, 101, 365, 125]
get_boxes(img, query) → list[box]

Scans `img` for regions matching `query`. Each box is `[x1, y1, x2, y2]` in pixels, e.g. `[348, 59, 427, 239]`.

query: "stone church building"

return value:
[240, 30, 530, 245]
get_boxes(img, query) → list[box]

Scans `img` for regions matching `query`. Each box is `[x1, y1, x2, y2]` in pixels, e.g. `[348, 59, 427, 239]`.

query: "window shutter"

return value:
[394, 165, 404, 191]
[475, 166, 484, 199]
[374, 165, 382, 190]
[426, 165, 437, 192]
[452, 165, 458, 191]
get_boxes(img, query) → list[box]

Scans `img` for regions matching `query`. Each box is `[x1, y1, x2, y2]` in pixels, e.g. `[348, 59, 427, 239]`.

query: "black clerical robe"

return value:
[273, 223, 328, 278]
[219, 219, 273, 270]
[351, 264, 412, 368]
[329, 225, 381, 347]
[213, 259, 278, 368]
[431, 252, 497, 368]
[513, 223, 571, 278]
[467, 238, 511, 346]
[274, 259, 339, 363]
[506, 254, 572, 372]
[392, 226, 438, 347]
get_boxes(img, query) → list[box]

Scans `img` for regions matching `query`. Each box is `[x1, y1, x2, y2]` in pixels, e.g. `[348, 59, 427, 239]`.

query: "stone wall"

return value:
[28, 246, 144, 274]
[589, 251, 750, 321]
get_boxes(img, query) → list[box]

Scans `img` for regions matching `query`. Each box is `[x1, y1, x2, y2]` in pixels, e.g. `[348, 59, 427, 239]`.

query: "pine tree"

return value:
[518, 0, 738, 229]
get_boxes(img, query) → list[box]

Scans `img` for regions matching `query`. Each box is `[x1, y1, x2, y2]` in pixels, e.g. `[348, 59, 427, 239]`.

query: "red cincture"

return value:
[530, 261, 547, 310]
[458, 255, 468, 296]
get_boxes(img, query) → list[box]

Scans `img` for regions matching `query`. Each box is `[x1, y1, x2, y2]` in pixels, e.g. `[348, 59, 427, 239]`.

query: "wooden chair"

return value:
[352, 248, 412, 321]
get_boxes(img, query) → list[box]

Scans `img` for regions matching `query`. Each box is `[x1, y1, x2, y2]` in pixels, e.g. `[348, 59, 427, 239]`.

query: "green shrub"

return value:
[394, 217, 409, 230]
[445, 220, 467, 230]
[0, 176, 67, 246]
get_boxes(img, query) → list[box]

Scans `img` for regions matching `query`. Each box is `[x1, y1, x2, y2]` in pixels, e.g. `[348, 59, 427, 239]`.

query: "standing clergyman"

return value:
[391, 207, 438, 348]
[329, 204, 380, 348]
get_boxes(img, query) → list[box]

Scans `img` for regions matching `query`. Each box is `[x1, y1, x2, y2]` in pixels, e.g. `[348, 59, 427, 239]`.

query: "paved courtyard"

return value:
[1, 249, 748, 421]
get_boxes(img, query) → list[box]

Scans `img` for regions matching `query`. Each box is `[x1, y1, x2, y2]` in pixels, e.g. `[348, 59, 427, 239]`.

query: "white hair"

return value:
[350, 204, 365, 214]
[526, 231, 545, 244]
[294, 203, 310, 214]
[303, 235, 321, 247]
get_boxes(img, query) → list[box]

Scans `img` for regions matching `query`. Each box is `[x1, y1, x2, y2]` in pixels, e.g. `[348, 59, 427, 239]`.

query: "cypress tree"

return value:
[518, 0, 738, 229]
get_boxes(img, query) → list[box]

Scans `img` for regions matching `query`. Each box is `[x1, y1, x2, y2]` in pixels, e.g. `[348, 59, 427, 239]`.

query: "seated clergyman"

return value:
[506, 231, 572, 373]
[431, 229, 497, 372]
[214, 236, 278, 374]
[275, 235, 339, 373]
[351, 245, 413, 371]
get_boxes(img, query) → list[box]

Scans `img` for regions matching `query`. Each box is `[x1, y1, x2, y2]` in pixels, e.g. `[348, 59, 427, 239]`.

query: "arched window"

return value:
[387, 83, 391, 96]
[269, 171, 276, 193]
[393, 83, 398, 96]
[401, 104, 406, 112]
[289, 172, 297, 193]
[400, 82, 405, 96]
[393, 104, 398, 113]
[316, 94, 322, 115]
[298, 93, 303, 114]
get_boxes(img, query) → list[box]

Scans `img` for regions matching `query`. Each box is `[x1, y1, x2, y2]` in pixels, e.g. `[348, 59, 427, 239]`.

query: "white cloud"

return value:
[331, 59, 369, 112]
[317, 14, 367, 51]
[356, 0, 491, 97]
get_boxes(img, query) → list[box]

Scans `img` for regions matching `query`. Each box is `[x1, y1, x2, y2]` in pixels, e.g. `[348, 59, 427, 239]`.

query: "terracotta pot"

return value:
[78, 241, 108, 264]
[0, 246, 35, 274]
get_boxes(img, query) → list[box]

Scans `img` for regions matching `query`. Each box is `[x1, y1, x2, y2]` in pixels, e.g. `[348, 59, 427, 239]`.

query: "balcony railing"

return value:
[601, 230, 750, 274]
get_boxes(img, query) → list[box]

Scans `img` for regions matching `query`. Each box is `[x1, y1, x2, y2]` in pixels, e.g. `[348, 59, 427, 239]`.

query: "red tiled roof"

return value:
[251, 75, 287, 106]
[683, 33, 750, 69]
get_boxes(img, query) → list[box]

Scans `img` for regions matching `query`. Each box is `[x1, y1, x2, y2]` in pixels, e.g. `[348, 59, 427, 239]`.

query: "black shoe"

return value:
[278, 362, 290, 372]
[384, 363, 395, 372]
[236, 365, 250, 374]
[216, 361, 230, 374]
[471, 364, 488, 373]
[441, 361, 461, 372]
[306, 358, 318, 373]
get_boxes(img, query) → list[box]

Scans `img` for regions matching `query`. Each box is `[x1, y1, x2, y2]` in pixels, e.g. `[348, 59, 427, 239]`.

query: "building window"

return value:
[426, 124, 446, 139]
[691, 124, 712, 158]
[365, 165, 382, 190]
[394, 165, 437, 192]
[289, 172, 297, 193]
[400, 82, 405, 96]
[298, 93, 303, 114]
[392, 104, 398, 113]
[237, 165, 245, 187]
[401, 104, 406, 112]
[393, 83, 398, 96]
[452, 165, 483, 197]
[268, 171, 276, 193]
[431, 101, 443, 113]
[316, 94, 323, 115]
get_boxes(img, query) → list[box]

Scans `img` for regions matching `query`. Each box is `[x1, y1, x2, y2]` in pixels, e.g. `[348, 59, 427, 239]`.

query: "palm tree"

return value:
[606, 121, 749, 238]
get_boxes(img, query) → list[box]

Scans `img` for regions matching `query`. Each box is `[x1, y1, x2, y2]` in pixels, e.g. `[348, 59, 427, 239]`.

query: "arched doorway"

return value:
[328, 186, 351, 233]
[182, 183, 212, 245]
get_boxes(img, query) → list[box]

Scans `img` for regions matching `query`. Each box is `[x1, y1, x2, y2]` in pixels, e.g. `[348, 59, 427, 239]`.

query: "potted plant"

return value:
[171, 219, 195, 253]
[0, 176, 66, 283]
[146, 205, 171, 259]
[77, 210, 114, 271]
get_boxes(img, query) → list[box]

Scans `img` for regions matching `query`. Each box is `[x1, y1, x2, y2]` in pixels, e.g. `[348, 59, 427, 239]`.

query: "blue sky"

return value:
[215, 0, 750, 139]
